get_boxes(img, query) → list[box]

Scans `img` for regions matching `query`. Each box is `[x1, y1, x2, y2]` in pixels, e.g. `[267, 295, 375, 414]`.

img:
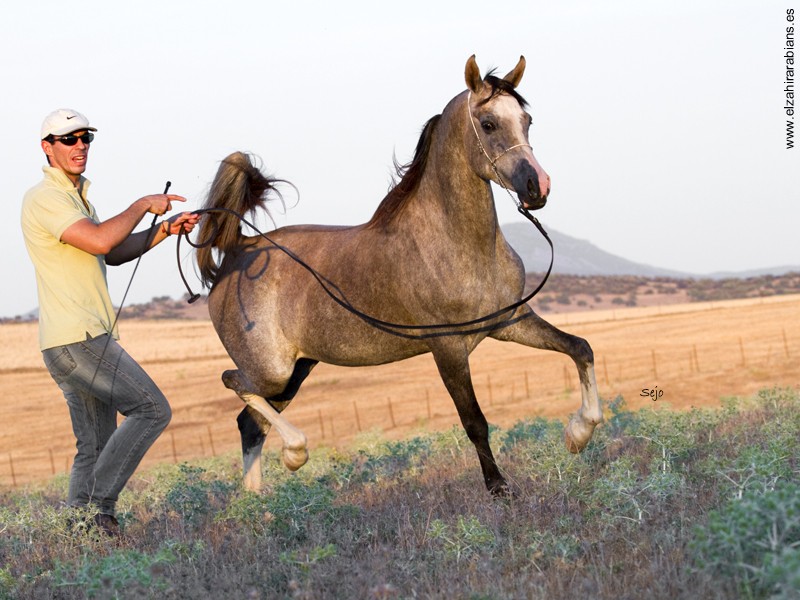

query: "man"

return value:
[20, 108, 200, 536]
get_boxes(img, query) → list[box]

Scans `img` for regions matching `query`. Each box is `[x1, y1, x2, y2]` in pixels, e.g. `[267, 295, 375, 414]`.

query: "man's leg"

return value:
[78, 335, 171, 515]
[43, 344, 116, 509]
[44, 335, 171, 516]
[64, 388, 117, 508]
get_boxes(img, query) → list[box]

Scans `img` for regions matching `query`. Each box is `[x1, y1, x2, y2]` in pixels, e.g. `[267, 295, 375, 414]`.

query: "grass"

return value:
[1, 387, 799, 599]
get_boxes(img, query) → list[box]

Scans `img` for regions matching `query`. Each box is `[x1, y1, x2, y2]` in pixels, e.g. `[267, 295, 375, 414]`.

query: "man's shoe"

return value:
[93, 513, 120, 537]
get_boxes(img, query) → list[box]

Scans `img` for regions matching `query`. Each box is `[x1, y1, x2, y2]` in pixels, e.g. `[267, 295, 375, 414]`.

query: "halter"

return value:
[466, 90, 533, 211]
[465, 90, 554, 291]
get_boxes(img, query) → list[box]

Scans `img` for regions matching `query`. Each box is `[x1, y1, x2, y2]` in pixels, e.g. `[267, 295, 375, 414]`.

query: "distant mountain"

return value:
[500, 222, 799, 279]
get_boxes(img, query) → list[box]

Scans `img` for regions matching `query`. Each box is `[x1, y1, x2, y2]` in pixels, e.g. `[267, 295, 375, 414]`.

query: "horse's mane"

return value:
[367, 114, 441, 229]
[367, 74, 527, 230]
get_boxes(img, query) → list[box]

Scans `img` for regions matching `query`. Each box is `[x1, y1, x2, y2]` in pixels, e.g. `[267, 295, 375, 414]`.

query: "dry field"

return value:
[1, 294, 798, 487]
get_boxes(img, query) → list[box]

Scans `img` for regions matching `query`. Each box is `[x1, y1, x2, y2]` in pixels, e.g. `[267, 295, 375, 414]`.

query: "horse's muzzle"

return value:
[523, 196, 548, 210]
[522, 176, 548, 210]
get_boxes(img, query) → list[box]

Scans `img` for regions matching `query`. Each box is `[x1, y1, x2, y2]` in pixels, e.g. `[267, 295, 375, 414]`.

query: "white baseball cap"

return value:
[40, 108, 97, 140]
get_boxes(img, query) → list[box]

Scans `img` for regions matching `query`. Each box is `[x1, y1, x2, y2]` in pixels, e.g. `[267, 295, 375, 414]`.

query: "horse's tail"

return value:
[196, 152, 284, 288]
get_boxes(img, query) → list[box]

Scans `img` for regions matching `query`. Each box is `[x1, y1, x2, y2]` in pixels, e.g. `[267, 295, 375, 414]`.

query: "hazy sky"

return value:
[2, 0, 796, 318]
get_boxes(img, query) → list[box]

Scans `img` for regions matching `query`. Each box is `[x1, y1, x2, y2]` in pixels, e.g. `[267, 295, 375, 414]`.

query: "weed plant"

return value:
[0, 386, 798, 599]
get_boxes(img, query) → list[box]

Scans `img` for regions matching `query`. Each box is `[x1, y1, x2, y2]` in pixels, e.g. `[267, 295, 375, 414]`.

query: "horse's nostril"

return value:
[527, 177, 541, 199]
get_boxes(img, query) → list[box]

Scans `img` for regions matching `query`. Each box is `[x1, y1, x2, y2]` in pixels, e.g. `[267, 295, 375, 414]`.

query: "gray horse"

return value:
[195, 55, 603, 495]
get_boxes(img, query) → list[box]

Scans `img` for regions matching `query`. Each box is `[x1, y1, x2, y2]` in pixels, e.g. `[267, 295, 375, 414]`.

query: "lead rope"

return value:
[175, 95, 553, 339]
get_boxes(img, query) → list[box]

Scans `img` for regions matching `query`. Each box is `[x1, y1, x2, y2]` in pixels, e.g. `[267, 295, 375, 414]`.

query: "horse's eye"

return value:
[481, 121, 496, 133]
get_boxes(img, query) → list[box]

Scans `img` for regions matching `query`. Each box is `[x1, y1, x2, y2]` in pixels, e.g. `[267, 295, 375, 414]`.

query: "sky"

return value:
[1, 0, 797, 318]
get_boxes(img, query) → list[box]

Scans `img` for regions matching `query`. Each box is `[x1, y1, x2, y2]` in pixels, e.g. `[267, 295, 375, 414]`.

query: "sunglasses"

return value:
[49, 132, 95, 146]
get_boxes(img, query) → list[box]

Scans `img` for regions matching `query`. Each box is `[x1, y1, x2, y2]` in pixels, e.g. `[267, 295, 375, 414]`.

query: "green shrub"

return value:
[0, 567, 15, 600]
[588, 456, 685, 528]
[163, 463, 236, 525]
[605, 395, 640, 438]
[427, 515, 495, 562]
[264, 475, 358, 542]
[500, 417, 560, 452]
[691, 481, 800, 597]
[51, 545, 177, 598]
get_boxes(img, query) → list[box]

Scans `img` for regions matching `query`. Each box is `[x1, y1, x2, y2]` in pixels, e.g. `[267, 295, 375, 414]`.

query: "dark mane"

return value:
[367, 114, 441, 229]
[482, 72, 528, 108]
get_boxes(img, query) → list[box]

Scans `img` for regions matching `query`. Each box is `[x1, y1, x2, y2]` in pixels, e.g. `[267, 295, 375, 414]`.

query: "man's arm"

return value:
[60, 193, 185, 257]
[105, 211, 200, 266]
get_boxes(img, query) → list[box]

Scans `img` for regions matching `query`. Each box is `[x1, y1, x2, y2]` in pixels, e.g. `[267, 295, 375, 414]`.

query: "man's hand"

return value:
[163, 211, 201, 236]
[138, 194, 187, 216]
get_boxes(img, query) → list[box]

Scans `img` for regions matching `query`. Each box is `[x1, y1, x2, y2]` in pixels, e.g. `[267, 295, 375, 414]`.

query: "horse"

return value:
[194, 55, 603, 496]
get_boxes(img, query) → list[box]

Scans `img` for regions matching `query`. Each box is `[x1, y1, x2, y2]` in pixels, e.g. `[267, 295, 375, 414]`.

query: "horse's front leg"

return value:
[490, 308, 603, 453]
[431, 343, 510, 496]
[236, 400, 294, 490]
[224, 370, 308, 490]
[237, 407, 271, 491]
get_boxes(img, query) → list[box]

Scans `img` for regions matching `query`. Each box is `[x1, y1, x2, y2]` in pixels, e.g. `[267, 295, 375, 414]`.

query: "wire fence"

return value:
[2, 296, 798, 488]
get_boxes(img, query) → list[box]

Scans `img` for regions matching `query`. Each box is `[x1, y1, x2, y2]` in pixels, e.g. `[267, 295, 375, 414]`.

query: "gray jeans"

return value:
[42, 334, 171, 516]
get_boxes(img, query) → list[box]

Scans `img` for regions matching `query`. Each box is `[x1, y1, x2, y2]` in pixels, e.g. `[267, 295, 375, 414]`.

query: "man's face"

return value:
[41, 130, 92, 185]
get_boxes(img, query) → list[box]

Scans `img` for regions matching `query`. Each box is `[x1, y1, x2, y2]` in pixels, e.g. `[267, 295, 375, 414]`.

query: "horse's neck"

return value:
[413, 106, 500, 244]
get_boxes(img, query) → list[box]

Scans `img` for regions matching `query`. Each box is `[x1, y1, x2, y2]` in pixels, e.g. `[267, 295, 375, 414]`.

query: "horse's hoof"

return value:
[243, 476, 262, 492]
[488, 480, 515, 499]
[564, 418, 589, 454]
[282, 447, 309, 471]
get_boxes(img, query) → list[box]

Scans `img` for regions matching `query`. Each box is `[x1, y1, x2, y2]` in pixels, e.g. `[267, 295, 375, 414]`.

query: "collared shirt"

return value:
[21, 166, 118, 350]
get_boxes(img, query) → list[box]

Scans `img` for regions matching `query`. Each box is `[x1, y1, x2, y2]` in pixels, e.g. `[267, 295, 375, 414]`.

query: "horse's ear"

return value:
[465, 54, 483, 93]
[502, 55, 526, 88]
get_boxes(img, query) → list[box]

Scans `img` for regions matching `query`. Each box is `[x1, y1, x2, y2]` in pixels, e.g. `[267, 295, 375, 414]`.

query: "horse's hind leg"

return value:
[431, 344, 509, 496]
[491, 308, 603, 453]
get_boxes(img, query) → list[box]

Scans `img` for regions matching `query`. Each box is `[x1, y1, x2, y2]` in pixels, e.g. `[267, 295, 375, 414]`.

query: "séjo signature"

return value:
[640, 386, 664, 401]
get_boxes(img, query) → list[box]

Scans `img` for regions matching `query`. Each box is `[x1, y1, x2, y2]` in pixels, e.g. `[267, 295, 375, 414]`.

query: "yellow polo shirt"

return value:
[21, 167, 119, 350]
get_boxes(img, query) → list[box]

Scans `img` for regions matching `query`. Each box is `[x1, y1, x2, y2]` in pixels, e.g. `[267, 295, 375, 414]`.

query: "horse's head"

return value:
[464, 55, 550, 210]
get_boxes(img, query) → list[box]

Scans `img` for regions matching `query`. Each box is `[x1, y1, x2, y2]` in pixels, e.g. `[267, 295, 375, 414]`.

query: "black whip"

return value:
[89, 181, 171, 390]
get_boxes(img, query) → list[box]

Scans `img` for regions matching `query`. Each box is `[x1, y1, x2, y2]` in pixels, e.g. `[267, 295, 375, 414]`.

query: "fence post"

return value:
[171, 432, 178, 463]
[207, 425, 217, 457]
[387, 398, 396, 428]
[353, 401, 362, 432]
[9, 454, 16, 488]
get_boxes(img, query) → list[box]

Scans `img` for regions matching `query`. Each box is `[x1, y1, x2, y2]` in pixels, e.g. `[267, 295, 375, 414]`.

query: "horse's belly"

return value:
[299, 338, 430, 368]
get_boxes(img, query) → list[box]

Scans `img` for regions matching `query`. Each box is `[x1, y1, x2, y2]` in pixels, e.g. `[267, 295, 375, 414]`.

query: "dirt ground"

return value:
[1, 294, 798, 487]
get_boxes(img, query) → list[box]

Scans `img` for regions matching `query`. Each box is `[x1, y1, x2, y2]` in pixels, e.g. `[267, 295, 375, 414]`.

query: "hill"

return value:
[501, 222, 800, 279]
[526, 272, 800, 314]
